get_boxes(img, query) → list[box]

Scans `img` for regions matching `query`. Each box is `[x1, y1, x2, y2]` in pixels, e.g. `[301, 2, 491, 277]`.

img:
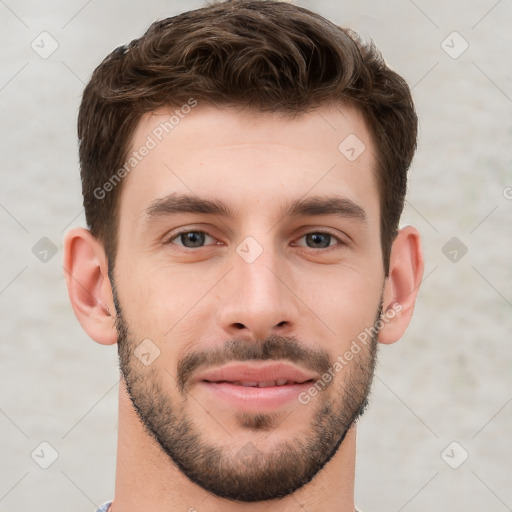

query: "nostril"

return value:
[234, 323, 245, 329]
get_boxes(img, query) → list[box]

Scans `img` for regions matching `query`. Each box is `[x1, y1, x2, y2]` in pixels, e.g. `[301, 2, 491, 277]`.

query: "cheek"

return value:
[115, 260, 212, 362]
[115, 235, 384, 358]
[299, 266, 382, 348]
[113, 262, 171, 338]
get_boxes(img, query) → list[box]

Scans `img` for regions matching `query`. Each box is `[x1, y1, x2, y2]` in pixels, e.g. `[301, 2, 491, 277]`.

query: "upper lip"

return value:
[193, 362, 318, 386]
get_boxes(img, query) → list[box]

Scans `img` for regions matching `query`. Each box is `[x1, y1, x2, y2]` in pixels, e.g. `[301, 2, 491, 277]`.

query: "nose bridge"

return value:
[217, 231, 299, 338]
[236, 234, 284, 295]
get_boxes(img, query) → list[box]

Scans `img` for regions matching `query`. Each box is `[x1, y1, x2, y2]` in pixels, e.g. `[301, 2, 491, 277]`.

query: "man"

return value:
[63, 1, 424, 510]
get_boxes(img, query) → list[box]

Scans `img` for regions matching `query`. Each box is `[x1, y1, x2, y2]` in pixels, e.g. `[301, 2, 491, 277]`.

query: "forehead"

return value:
[118, 103, 380, 228]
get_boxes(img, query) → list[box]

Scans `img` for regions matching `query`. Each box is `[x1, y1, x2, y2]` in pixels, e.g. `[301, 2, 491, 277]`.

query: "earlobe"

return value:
[378, 226, 424, 345]
[63, 227, 117, 345]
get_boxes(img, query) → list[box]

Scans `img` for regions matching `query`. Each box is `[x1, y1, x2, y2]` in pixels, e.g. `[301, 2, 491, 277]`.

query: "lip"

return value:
[194, 361, 317, 386]
[192, 362, 317, 411]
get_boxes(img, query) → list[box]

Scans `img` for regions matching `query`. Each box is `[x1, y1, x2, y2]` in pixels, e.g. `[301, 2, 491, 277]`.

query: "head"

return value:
[65, 0, 423, 503]
[78, 0, 417, 275]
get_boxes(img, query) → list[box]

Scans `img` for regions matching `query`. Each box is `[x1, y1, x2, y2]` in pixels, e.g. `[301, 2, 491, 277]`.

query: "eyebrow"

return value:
[145, 193, 367, 224]
[146, 193, 236, 218]
[284, 195, 367, 223]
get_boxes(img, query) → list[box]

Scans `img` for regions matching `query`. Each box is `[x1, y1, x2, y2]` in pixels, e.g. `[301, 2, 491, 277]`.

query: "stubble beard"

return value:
[113, 286, 380, 502]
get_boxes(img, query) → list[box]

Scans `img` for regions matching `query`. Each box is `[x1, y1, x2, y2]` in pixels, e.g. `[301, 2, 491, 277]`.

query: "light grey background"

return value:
[1, 1, 511, 511]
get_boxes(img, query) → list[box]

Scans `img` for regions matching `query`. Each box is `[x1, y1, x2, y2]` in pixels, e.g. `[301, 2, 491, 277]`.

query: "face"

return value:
[112, 103, 386, 501]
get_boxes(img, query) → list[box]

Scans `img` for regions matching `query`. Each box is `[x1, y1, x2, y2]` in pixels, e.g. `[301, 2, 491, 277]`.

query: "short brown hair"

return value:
[78, 0, 417, 274]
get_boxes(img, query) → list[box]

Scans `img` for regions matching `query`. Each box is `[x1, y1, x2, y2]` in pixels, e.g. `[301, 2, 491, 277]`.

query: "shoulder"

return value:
[95, 501, 112, 512]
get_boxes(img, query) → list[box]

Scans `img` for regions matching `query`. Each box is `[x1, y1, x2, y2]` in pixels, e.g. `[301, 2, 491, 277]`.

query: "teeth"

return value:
[223, 380, 299, 387]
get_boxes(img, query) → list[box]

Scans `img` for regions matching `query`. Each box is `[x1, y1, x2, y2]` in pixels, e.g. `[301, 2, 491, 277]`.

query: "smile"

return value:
[193, 362, 318, 411]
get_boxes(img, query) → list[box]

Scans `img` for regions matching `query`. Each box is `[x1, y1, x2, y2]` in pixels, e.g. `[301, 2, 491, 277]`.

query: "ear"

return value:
[378, 225, 424, 345]
[63, 227, 117, 345]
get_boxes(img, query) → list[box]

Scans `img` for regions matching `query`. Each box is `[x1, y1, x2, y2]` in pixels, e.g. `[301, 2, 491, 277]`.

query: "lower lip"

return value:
[197, 381, 313, 411]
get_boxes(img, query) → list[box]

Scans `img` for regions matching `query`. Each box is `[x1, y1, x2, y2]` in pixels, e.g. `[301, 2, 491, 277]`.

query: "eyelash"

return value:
[164, 229, 346, 252]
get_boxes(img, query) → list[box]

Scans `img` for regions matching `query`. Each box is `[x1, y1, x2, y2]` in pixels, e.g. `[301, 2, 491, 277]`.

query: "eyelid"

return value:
[164, 226, 219, 246]
[291, 229, 347, 248]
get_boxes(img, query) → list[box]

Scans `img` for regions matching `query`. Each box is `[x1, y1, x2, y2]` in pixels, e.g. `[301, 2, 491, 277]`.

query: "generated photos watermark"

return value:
[93, 98, 198, 200]
[298, 302, 403, 405]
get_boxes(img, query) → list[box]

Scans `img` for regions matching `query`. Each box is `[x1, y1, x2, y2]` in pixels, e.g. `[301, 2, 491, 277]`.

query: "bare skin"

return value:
[64, 103, 423, 512]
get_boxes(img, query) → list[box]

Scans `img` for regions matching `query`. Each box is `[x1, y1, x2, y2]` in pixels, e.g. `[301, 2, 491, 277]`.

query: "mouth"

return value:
[193, 362, 318, 411]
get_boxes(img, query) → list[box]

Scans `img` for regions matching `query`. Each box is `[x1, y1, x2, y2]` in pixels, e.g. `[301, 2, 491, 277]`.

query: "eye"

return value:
[294, 231, 344, 250]
[166, 230, 217, 249]
[164, 229, 345, 251]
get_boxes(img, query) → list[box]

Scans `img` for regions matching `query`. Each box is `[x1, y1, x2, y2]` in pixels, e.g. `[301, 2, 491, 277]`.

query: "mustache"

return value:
[177, 334, 333, 392]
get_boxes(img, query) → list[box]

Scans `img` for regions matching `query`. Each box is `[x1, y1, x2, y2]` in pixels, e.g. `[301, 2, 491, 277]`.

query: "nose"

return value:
[216, 238, 300, 341]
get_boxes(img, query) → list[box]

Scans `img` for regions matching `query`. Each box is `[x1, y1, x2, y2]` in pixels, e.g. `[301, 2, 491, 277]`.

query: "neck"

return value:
[112, 381, 356, 512]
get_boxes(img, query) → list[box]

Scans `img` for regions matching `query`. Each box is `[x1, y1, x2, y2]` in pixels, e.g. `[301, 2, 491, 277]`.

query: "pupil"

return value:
[183, 232, 204, 247]
[308, 233, 330, 248]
